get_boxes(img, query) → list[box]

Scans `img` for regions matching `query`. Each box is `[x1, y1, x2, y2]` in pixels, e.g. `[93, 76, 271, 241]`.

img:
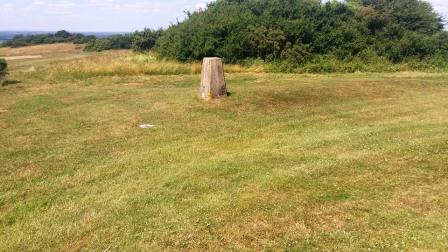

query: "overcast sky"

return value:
[0, 0, 447, 32]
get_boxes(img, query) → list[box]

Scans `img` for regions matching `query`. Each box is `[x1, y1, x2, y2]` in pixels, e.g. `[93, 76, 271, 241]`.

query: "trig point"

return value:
[199, 57, 227, 100]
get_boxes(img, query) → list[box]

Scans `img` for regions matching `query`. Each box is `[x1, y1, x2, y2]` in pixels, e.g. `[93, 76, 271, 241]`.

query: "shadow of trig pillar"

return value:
[199, 57, 227, 100]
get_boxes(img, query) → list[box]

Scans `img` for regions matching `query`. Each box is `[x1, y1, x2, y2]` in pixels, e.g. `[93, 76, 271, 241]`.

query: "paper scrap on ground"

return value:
[140, 124, 155, 129]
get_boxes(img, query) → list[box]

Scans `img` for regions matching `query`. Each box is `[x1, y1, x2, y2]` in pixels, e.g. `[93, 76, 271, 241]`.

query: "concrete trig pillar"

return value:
[199, 57, 227, 100]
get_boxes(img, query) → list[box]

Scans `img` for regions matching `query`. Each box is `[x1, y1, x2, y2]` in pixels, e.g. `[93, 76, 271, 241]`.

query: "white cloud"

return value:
[88, 0, 160, 12]
[22, 0, 76, 15]
[0, 3, 14, 15]
[194, 2, 207, 10]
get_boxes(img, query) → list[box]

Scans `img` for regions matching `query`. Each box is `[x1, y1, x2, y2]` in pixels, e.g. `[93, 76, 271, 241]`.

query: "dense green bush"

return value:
[2, 30, 96, 48]
[84, 29, 163, 52]
[0, 59, 6, 71]
[84, 34, 133, 52]
[132, 29, 163, 52]
[0, 58, 7, 82]
[155, 0, 448, 68]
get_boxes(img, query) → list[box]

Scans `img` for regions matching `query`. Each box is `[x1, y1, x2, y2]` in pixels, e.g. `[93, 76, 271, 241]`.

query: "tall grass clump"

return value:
[26, 53, 201, 81]
[26, 52, 270, 81]
[23, 50, 448, 82]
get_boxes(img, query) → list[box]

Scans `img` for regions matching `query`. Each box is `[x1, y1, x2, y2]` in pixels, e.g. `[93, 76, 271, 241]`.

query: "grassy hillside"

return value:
[1, 46, 448, 250]
[2, 43, 447, 81]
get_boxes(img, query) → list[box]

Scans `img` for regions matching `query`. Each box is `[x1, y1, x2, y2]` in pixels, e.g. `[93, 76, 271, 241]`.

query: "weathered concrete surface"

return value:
[199, 57, 227, 100]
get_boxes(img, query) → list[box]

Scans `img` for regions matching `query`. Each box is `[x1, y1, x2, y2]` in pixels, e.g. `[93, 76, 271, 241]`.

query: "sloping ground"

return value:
[0, 43, 110, 73]
[0, 43, 82, 57]
[3, 55, 43, 60]
[0, 71, 447, 250]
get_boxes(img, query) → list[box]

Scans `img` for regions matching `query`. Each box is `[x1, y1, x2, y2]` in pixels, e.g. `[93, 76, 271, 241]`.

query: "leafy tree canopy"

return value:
[2, 30, 95, 48]
[84, 34, 133, 52]
[155, 0, 447, 64]
[132, 29, 164, 52]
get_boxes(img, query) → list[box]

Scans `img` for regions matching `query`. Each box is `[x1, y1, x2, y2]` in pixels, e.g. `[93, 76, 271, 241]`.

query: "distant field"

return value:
[0, 44, 447, 251]
[0, 43, 84, 56]
[0, 43, 96, 73]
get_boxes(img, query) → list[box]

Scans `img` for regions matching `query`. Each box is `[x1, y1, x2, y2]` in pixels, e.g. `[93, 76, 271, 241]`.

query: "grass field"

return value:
[1, 44, 448, 251]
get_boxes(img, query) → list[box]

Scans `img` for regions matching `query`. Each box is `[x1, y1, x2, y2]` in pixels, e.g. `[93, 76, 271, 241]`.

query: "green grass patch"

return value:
[1, 72, 448, 250]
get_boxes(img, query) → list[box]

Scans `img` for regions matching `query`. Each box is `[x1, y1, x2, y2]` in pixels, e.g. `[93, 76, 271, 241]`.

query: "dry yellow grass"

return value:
[0, 44, 269, 80]
[0, 43, 84, 57]
[3, 55, 43, 60]
[24, 51, 268, 80]
[1, 43, 99, 73]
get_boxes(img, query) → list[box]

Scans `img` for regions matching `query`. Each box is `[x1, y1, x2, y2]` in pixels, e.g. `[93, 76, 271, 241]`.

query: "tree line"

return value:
[2, 0, 447, 71]
[1, 30, 96, 47]
[83, 29, 163, 52]
[1, 29, 163, 53]
[154, 0, 448, 68]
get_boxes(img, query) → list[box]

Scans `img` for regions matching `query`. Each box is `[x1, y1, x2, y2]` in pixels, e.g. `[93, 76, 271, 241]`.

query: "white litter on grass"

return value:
[28, 66, 36, 72]
[140, 124, 155, 129]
